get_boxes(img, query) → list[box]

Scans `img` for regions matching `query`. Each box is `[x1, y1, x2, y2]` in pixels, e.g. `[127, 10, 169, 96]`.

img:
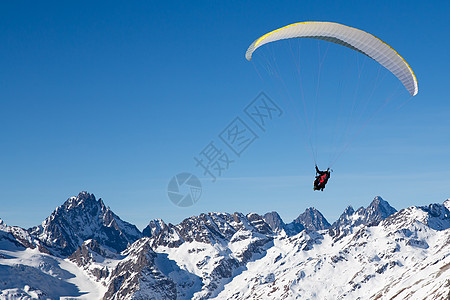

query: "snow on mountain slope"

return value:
[147, 212, 274, 299]
[444, 199, 450, 210]
[213, 221, 450, 299]
[329, 196, 398, 242]
[68, 238, 123, 282]
[0, 219, 48, 254]
[382, 202, 450, 231]
[2, 192, 450, 299]
[102, 237, 202, 300]
[0, 242, 106, 299]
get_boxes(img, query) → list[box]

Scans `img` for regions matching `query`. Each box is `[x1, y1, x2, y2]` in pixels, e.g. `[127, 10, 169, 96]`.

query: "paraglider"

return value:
[314, 165, 330, 191]
[245, 21, 418, 96]
[246, 21, 418, 191]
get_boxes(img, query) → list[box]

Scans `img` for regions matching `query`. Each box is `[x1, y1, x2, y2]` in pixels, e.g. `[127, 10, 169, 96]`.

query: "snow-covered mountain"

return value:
[292, 207, 331, 231]
[29, 192, 142, 257]
[264, 207, 331, 236]
[331, 196, 397, 229]
[1, 193, 449, 299]
[142, 212, 274, 299]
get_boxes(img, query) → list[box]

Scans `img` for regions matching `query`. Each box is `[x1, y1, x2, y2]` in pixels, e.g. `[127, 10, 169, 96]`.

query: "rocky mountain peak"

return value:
[263, 211, 285, 233]
[367, 196, 397, 220]
[3, 193, 450, 299]
[0, 219, 6, 230]
[382, 202, 450, 231]
[342, 205, 355, 216]
[29, 192, 142, 257]
[64, 191, 108, 213]
[143, 219, 168, 238]
[330, 196, 397, 239]
[293, 207, 331, 231]
[443, 199, 450, 210]
[246, 213, 273, 235]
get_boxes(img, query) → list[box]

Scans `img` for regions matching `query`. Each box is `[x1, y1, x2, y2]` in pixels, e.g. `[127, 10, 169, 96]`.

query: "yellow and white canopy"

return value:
[246, 21, 418, 96]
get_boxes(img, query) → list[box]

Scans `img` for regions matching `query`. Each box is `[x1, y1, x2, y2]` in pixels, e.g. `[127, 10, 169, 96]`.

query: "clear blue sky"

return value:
[1, 1, 449, 229]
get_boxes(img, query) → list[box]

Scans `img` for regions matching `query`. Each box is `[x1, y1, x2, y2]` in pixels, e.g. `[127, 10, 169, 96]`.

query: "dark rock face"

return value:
[284, 222, 305, 236]
[29, 192, 142, 257]
[69, 239, 117, 281]
[142, 212, 274, 298]
[103, 238, 177, 300]
[247, 213, 273, 235]
[0, 230, 27, 250]
[329, 197, 397, 240]
[142, 219, 167, 238]
[103, 238, 201, 300]
[147, 212, 274, 249]
[292, 207, 331, 231]
[331, 205, 357, 231]
[0, 219, 48, 253]
[420, 203, 450, 220]
[332, 196, 397, 229]
[70, 239, 104, 266]
[280, 207, 331, 237]
[363, 196, 398, 224]
[263, 211, 286, 233]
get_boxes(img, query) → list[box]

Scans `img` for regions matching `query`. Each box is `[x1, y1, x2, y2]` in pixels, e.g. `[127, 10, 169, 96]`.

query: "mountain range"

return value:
[1, 191, 449, 299]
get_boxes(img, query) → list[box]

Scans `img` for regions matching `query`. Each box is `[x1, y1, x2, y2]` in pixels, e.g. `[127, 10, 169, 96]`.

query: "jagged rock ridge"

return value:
[0, 193, 449, 300]
[29, 191, 142, 257]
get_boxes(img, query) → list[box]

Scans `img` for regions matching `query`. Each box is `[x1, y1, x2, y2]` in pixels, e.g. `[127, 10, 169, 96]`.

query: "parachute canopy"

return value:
[246, 21, 418, 96]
